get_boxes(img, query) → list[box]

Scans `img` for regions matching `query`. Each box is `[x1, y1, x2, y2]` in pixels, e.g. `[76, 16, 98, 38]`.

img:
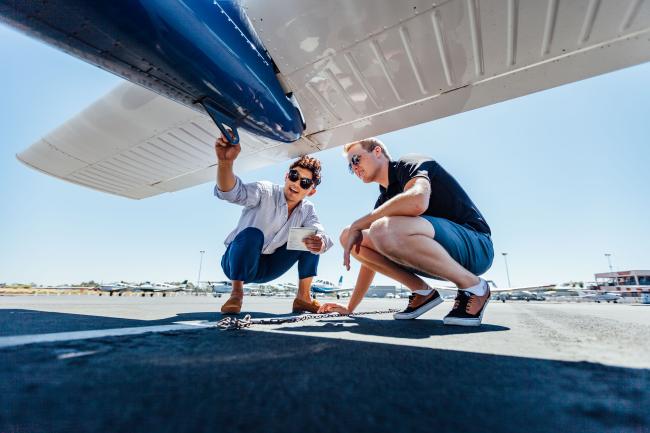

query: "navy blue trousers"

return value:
[221, 227, 319, 283]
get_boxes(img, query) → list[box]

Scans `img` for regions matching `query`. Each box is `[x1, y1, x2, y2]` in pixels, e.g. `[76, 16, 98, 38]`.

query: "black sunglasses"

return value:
[348, 153, 362, 174]
[288, 169, 315, 190]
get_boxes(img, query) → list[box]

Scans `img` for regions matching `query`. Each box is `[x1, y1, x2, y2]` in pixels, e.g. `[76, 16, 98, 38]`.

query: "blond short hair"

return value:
[343, 137, 391, 160]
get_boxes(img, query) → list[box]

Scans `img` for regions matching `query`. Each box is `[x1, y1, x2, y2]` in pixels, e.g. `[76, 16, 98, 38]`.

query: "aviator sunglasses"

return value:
[348, 143, 380, 173]
[348, 153, 362, 174]
[288, 169, 316, 190]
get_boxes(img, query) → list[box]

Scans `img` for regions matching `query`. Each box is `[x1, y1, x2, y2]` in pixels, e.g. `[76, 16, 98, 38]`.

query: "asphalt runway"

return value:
[1, 295, 648, 433]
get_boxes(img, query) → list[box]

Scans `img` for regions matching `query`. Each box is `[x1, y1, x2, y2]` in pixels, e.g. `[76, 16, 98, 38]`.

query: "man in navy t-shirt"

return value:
[319, 138, 494, 326]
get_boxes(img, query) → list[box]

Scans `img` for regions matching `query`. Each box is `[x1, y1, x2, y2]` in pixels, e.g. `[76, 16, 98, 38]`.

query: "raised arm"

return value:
[215, 135, 241, 192]
[214, 136, 264, 208]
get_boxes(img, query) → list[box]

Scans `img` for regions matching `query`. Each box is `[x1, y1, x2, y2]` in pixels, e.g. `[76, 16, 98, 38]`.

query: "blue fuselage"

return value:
[0, 0, 304, 143]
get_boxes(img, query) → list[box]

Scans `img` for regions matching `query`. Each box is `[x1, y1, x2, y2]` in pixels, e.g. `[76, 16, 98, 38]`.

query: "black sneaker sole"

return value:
[393, 295, 443, 320]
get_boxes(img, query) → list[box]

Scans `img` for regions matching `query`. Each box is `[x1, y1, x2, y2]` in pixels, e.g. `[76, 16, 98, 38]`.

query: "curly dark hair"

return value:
[289, 155, 322, 186]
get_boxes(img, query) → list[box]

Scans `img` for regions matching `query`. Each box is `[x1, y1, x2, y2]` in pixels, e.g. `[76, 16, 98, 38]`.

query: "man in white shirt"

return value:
[214, 136, 334, 314]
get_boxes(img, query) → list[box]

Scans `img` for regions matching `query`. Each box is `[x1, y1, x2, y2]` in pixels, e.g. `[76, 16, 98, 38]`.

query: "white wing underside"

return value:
[425, 282, 555, 295]
[489, 284, 557, 292]
[17, 0, 650, 199]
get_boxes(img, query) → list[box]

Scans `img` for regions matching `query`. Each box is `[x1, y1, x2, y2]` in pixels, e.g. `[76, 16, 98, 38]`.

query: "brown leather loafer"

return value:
[220, 296, 243, 314]
[292, 298, 321, 314]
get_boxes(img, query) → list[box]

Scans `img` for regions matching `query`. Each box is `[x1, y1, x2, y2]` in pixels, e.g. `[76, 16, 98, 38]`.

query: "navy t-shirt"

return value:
[374, 155, 491, 235]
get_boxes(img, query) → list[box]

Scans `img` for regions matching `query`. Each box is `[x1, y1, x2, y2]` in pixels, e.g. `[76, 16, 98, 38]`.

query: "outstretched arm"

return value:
[318, 265, 375, 314]
[347, 265, 376, 312]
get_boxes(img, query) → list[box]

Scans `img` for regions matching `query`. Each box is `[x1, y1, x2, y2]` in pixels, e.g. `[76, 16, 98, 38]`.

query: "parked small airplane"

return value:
[98, 282, 134, 296]
[209, 281, 300, 297]
[251, 283, 293, 296]
[311, 277, 349, 299]
[501, 290, 547, 302]
[420, 280, 554, 300]
[490, 281, 623, 303]
[546, 286, 623, 303]
[437, 281, 556, 302]
[576, 291, 622, 303]
[132, 280, 189, 297]
[208, 281, 233, 297]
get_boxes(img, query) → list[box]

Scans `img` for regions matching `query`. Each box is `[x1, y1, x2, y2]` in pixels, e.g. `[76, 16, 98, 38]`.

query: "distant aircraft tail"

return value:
[338, 276, 343, 288]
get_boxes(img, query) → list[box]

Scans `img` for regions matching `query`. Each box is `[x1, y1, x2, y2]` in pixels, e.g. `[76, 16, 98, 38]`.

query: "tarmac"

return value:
[1, 295, 649, 433]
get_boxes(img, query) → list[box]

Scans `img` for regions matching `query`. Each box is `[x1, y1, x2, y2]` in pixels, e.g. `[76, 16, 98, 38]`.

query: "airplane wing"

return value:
[427, 281, 556, 293]
[424, 283, 457, 296]
[489, 284, 556, 293]
[16, 83, 319, 199]
[248, 0, 650, 147]
[14, 0, 650, 199]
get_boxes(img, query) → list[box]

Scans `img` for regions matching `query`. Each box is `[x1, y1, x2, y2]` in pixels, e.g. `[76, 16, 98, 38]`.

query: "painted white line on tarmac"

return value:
[0, 321, 218, 349]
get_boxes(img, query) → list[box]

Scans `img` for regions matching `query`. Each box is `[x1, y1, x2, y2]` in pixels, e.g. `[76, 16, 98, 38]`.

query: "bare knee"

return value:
[339, 226, 351, 247]
[368, 217, 401, 255]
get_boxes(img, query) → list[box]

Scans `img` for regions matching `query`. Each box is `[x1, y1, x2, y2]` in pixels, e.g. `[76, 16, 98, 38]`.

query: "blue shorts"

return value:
[405, 216, 494, 278]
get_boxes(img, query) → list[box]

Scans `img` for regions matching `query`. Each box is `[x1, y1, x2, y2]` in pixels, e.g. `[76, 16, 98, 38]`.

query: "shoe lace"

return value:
[453, 291, 470, 311]
[407, 294, 416, 308]
[466, 295, 474, 312]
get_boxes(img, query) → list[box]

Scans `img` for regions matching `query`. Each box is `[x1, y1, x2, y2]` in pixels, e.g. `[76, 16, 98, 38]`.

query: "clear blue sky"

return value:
[1, 23, 649, 288]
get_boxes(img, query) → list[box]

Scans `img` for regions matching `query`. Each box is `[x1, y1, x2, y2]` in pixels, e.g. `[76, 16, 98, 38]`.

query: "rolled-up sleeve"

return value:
[302, 204, 334, 254]
[214, 176, 263, 208]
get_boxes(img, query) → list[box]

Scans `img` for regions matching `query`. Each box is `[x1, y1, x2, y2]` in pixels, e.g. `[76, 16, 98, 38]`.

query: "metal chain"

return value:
[216, 309, 401, 331]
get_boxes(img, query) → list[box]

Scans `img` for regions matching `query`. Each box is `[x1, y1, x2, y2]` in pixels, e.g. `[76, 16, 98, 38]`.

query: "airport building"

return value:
[366, 285, 398, 298]
[594, 270, 650, 296]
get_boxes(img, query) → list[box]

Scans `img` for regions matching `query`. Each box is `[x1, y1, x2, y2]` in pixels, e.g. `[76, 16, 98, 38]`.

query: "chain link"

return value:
[216, 309, 400, 331]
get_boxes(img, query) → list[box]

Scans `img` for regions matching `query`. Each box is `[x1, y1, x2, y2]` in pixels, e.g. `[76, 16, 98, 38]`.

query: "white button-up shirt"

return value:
[215, 177, 334, 255]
